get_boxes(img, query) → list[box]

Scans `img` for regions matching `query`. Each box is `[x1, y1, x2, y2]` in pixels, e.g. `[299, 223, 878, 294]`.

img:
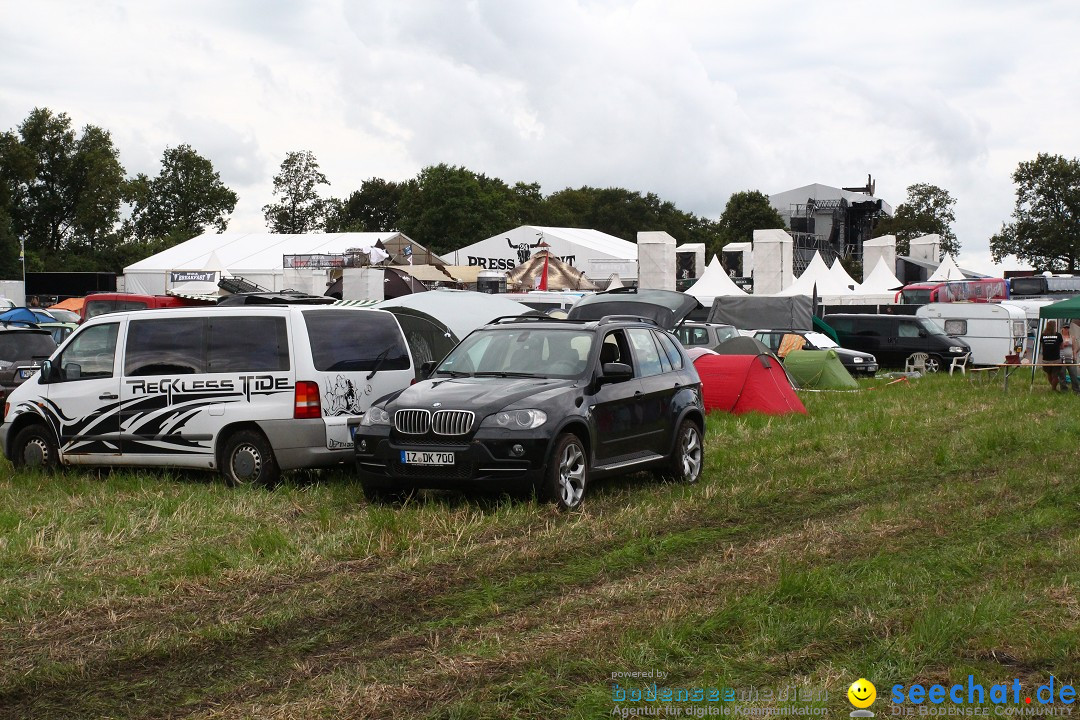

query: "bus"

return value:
[1007, 274, 1080, 298]
[896, 278, 1009, 304]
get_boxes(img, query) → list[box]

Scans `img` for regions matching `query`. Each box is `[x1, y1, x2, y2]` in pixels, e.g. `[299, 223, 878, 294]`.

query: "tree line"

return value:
[2, 106, 1075, 278]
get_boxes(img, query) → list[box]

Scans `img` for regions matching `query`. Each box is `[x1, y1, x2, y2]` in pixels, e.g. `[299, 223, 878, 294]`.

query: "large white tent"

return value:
[684, 255, 747, 305]
[123, 232, 405, 296]
[448, 226, 638, 283]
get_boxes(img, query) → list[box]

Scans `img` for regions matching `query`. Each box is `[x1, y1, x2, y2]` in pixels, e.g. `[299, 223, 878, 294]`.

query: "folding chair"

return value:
[949, 353, 970, 376]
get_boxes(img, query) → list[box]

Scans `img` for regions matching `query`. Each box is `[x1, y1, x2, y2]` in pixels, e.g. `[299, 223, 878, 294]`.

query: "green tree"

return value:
[544, 186, 718, 248]
[263, 150, 329, 233]
[872, 182, 959, 258]
[990, 153, 1080, 271]
[396, 164, 518, 254]
[326, 177, 404, 232]
[715, 190, 785, 258]
[126, 144, 237, 245]
[0, 108, 126, 267]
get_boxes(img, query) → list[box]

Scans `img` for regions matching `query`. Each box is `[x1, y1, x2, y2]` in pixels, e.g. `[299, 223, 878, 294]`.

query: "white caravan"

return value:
[916, 303, 1027, 365]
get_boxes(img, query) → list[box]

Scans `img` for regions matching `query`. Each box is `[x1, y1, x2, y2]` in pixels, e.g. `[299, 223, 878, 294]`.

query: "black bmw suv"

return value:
[354, 294, 705, 509]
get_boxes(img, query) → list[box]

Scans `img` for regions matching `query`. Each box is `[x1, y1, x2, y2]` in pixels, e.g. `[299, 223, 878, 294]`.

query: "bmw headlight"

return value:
[949, 346, 966, 354]
[361, 406, 392, 426]
[483, 409, 548, 430]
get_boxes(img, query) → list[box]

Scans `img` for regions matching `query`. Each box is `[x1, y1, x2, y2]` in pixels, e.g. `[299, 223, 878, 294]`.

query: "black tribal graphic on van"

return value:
[14, 386, 289, 456]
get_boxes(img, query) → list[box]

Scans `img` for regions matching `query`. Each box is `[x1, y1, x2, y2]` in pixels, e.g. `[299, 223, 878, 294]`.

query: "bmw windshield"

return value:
[436, 328, 595, 379]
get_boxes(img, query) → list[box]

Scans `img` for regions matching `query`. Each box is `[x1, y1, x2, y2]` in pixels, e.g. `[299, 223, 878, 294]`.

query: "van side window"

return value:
[827, 318, 853, 334]
[208, 316, 290, 372]
[125, 318, 206, 376]
[58, 323, 119, 380]
[303, 310, 410, 372]
[898, 321, 921, 338]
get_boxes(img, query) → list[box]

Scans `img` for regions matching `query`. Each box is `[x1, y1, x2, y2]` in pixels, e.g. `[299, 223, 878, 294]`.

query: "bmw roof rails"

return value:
[596, 315, 660, 326]
[488, 314, 579, 325]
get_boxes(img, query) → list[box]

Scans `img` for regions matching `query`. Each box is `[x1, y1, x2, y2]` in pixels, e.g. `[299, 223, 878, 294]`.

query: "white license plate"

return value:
[18, 368, 36, 379]
[400, 450, 454, 466]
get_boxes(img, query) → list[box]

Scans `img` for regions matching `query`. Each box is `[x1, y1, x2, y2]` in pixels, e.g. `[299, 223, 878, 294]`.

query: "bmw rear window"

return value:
[303, 309, 410, 371]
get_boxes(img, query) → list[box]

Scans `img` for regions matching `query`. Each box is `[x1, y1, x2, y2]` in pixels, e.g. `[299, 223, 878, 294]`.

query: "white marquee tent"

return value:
[829, 259, 859, 293]
[684, 255, 747, 305]
[777, 252, 852, 298]
[927, 254, 965, 282]
[123, 232, 404, 296]
[449, 226, 638, 283]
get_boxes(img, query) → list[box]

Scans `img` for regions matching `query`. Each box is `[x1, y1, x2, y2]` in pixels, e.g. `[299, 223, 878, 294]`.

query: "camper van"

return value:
[823, 313, 970, 372]
[1, 305, 416, 485]
[915, 303, 1026, 365]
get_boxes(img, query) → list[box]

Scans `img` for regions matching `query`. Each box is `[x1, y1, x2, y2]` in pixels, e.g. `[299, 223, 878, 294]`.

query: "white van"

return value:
[916, 303, 1027, 365]
[0, 305, 415, 484]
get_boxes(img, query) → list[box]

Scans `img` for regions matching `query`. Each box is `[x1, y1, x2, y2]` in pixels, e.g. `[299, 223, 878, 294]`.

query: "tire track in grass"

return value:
[0, 464, 992, 720]
[186, 472, 1067, 720]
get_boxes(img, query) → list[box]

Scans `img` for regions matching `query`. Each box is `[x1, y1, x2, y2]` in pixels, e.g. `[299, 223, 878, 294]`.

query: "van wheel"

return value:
[657, 419, 703, 483]
[12, 424, 59, 469]
[541, 433, 588, 511]
[926, 355, 942, 373]
[221, 430, 279, 487]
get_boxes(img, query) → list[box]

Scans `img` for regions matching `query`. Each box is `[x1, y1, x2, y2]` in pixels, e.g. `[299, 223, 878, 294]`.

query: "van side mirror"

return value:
[39, 360, 59, 384]
[918, 329, 927, 338]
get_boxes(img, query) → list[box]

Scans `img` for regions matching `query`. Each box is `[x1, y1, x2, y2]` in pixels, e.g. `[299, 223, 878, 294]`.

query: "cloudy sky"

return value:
[2, 0, 1078, 274]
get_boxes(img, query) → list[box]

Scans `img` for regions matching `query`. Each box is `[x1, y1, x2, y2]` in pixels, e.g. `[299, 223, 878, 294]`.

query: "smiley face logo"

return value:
[848, 678, 877, 709]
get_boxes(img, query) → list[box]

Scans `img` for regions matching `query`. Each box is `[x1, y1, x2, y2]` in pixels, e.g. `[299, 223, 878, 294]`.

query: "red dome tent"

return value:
[692, 352, 806, 416]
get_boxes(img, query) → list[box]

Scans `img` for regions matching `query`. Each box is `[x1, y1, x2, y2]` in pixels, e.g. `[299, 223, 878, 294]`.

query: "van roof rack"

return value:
[216, 291, 336, 306]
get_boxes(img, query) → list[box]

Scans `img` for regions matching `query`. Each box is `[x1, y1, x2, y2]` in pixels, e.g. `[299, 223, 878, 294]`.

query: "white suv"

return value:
[1, 305, 415, 485]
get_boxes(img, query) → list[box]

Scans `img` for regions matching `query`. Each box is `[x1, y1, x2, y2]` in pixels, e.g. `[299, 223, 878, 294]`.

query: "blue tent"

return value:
[0, 307, 43, 325]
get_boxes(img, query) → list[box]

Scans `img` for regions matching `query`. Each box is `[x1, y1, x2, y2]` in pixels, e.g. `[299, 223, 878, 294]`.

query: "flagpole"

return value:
[20, 235, 26, 305]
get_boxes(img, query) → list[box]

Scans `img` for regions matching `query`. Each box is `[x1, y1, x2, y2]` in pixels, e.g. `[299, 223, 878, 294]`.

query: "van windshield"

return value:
[920, 319, 947, 336]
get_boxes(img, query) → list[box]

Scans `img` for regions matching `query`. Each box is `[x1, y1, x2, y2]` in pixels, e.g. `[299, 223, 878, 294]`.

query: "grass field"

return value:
[1, 373, 1079, 719]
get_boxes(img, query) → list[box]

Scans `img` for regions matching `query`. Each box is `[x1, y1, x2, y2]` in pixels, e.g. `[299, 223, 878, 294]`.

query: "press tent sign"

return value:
[452, 226, 638, 282]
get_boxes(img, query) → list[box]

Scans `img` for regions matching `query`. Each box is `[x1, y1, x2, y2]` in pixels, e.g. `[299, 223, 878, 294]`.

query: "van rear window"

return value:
[303, 310, 409, 372]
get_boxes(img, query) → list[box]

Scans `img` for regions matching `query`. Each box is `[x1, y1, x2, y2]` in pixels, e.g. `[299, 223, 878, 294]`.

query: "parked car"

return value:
[823, 313, 970, 372]
[1, 305, 416, 485]
[0, 326, 58, 406]
[42, 307, 81, 324]
[81, 293, 206, 322]
[354, 307, 705, 510]
[752, 329, 879, 377]
[673, 321, 740, 351]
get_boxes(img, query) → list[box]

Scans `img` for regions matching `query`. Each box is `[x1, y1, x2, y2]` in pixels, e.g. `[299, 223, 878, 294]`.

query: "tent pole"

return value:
[1031, 318, 1044, 390]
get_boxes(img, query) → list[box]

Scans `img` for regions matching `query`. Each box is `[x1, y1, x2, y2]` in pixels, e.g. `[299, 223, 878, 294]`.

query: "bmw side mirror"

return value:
[420, 360, 437, 378]
[600, 362, 633, 384]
